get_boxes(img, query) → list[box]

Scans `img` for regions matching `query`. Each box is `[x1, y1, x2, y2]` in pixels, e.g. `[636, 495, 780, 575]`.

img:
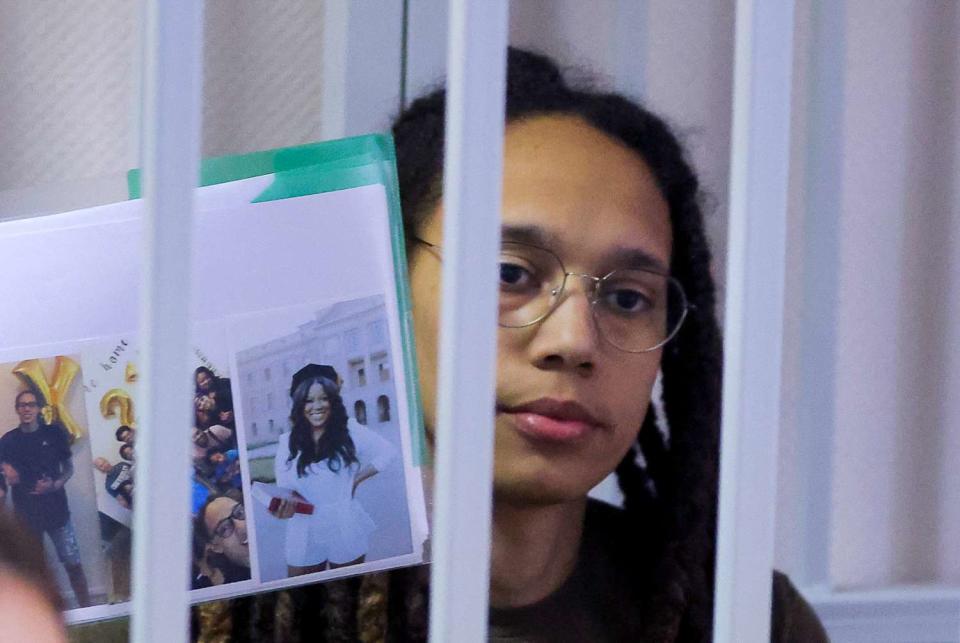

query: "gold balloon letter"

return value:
[100, 389, 136, 427]
[12, 357, 83, 441]
[125, 361, 138, 384]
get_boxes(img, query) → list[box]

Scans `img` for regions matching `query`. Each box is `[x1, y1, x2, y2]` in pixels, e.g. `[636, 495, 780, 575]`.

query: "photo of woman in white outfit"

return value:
[271, 364, 395, 576]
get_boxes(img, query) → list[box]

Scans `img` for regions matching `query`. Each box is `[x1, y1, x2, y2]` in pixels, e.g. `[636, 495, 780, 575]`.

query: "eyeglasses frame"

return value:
[412, 236, 691, 353]
[212, 502, 245, 541]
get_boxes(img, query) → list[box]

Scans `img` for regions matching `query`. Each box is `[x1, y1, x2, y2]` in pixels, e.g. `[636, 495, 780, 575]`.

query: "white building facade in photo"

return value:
[237, 295, 395, 450]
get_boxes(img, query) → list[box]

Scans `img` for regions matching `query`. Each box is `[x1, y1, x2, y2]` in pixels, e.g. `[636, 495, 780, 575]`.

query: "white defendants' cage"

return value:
[66, 1, 792, 640]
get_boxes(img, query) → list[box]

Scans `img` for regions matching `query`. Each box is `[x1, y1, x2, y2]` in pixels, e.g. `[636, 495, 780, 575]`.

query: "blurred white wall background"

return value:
[0, 0, 402, 218]
[778, 0, 960, 592]
[2, 0, 958, 597]
[0, 0, 137, 192]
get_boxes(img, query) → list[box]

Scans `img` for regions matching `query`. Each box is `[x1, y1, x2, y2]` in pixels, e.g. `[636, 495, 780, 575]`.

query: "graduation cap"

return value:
[289, 364, 341, 397]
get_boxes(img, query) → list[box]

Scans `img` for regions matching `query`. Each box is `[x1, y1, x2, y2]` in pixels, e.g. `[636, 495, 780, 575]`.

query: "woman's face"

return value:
[408, 115, 672, 504]
[196, 370, 213, 393]
[204, 497, 249, 568]
[196, 394, 216, 412]
[303, 382, 331, 430]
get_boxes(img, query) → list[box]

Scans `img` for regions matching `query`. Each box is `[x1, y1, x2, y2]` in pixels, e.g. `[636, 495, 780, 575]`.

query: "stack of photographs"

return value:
[0, 136, 429, 623]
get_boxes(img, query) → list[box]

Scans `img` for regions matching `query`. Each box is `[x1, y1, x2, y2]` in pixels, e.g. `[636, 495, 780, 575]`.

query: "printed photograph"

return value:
[0, 355, 109, 609]
[79, 336, 252, 603]
[188, 351, 251, 590]
[80, 339, 138, 605]
[234, 295, 416, 582]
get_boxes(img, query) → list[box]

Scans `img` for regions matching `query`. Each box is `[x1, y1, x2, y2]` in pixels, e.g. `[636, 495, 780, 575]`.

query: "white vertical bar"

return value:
[714, 1, 795, 642]
[131, 2, 204, 642]
[796, 0, 844, 588]
[428, 1, 508, 642]
[403, 0, 450, 107]
[318, 1, 349, 141]
[613, 0, 648, 98]
[319, 2, 405, 140]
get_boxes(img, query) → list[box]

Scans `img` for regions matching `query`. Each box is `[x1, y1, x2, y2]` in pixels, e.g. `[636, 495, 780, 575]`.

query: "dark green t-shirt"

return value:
[488, 500, 828, 642]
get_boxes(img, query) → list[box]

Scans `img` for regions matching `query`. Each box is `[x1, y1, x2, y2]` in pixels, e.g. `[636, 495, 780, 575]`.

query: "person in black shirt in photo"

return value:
[93, 457, 133, 510]
[0, 390, 90, 607]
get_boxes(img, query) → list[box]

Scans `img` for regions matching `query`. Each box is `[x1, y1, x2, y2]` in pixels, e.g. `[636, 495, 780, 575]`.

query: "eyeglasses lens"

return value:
[214, 503, 245, 539]
[498, 243, 562, 327]
[496, 242, 688, 353]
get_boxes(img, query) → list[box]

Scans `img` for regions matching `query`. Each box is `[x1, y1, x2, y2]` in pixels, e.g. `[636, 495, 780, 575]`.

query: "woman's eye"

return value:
[499, 262, 537, 290]
[603, 288, 653, 315]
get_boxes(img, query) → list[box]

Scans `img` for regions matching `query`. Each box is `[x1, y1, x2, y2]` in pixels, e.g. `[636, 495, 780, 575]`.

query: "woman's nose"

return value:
[528, 284, 601, 372]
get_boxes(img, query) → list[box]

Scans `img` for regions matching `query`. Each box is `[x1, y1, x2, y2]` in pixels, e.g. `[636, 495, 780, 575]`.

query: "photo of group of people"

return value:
[78, 339, 254, 604]
[94, 426, 135, 510]
[82, 340, 142, 605]
[91, 422, 136, 604]
[189, 365, 250, 589]
[0, 296, 425, 622]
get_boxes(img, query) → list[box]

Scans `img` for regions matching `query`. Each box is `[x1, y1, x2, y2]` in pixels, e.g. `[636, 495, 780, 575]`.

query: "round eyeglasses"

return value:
[212, 502, 245, 540]
[414, 238, 690, 353]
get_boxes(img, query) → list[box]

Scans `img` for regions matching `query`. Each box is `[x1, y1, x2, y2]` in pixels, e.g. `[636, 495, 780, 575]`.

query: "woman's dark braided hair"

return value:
[393, 47, 722, 641]
[217, 47, 721, 642]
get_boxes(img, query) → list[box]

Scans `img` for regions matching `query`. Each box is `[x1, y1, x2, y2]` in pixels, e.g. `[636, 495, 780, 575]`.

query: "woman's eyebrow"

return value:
[500, 224, 556, 248]
[604, 247, 670, 274]
[500, 224, 669, 273]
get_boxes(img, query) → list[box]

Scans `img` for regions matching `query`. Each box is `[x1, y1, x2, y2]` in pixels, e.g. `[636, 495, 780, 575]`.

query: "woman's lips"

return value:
[510, 412, 594, 442]
[499, 399, 606, 443]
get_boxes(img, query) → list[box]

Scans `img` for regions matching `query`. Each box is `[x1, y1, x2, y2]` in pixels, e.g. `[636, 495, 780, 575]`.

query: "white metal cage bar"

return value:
[427, 1, 509, 642]
[130, 1, 204, 642]
[794, 0, 844, 589]
[713, 0, 796, 641]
